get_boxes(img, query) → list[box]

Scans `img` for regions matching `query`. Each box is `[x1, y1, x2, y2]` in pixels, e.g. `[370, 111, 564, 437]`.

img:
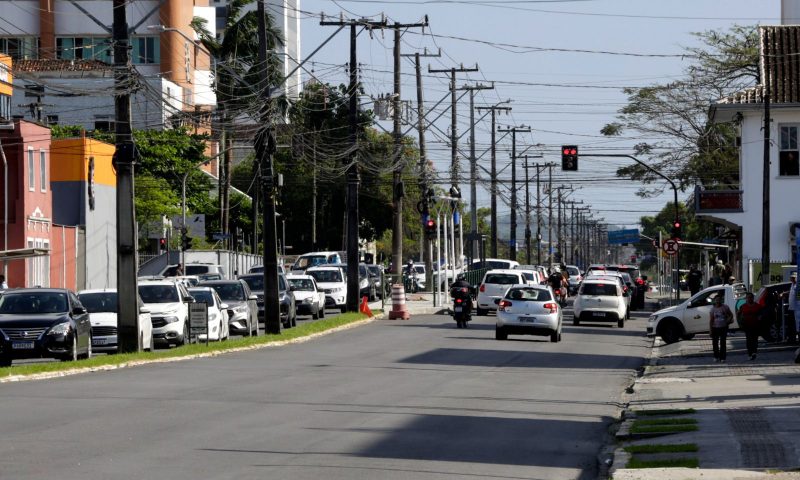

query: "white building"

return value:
[704, 23, 800, 287]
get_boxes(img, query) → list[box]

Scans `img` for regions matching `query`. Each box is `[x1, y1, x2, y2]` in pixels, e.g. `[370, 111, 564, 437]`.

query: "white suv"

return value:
[307, 266, 348, 313]
[476, 269, 527, 316]
[573, 279, 628, 328]
[138, 280, 193, 347]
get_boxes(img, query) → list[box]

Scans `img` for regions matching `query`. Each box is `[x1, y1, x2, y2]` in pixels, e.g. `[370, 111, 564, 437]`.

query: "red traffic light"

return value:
[673, 221, 681, 228]
[426, 219, 435, 228]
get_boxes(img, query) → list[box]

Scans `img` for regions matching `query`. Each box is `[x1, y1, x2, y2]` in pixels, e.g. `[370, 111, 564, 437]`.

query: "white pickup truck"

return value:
[647, 283, 747, 344]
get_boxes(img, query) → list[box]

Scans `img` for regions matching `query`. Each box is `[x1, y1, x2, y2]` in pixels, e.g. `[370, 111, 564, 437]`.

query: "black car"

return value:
[0, 288, 92, 366]
[238, 273, 297, 329]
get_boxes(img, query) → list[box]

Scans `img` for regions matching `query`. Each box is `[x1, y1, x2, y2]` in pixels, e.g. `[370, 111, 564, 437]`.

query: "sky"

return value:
[291, 0, 782, 235]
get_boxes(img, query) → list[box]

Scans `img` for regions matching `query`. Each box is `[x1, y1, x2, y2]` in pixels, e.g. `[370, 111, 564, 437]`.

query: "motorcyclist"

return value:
[451, 273, 471, 291]
[548, 269, 567, 303]
[450, 273, 473, 317]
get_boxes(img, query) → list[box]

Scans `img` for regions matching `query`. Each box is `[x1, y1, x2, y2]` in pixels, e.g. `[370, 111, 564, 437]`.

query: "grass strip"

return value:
[630, 424, 699, 434]
[0, 312, 370, 379]
[626, 457, 699, 469]
[634, 418, 697, 426]
[633, 408, 696, 416]
[624, 443, 698, 454]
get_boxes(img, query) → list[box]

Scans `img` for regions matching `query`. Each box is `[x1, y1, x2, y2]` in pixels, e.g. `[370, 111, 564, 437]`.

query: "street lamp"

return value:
[146, 24, 216, 80]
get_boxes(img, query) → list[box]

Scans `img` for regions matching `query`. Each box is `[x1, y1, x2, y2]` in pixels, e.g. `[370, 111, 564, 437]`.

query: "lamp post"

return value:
[146, 24, 216, 80]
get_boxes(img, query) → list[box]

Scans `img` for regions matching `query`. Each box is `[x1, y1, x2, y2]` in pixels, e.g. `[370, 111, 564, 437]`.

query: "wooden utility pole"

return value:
[112, 0, 140, 352]
[256, 0, 281, 333]
[475, 103, 511, 257]
[497, 125, 530, 261]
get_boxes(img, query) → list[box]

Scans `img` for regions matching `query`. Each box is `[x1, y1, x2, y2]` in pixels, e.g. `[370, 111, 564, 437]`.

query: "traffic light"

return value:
[671, 220, 682, 239]
[424, 217, 437, 238]
[159, 238, 166, 252]
[561, 145, 578, 171]
[181, 228, 191, 251]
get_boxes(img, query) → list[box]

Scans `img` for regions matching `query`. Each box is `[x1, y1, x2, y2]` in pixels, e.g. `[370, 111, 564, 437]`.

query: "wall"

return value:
[49, 223, 77, 290]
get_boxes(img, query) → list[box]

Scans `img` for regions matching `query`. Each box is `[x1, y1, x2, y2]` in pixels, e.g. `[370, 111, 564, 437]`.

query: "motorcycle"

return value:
[450, 285, 473, 328]
[556, 286, 568, 308]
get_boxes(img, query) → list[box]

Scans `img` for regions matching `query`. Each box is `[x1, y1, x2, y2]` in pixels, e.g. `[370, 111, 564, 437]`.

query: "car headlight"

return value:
[303, 297, 313, 303]
[330, 287, 342, 293]
[648, 315, 656, 324]
[209, 312, 219, 321]
[234, 305, 247, 314]
[163, 316, 180, 324]
[360, 279, 368, 289]
[279, 292, 287, 302]
[47, 322, 71, 336]
[161, 308, 179, 316]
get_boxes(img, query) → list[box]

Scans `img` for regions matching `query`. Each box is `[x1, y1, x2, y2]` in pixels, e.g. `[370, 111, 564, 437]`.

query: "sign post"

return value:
[189, 302, 208, 346]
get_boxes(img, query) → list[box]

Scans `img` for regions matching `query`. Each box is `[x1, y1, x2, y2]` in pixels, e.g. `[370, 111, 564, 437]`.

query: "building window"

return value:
[28, 147, 35, 191]
[46, 114, 58, 125]
[94, 115, 115, 132]
[0, 37, 38, 60]
[26, 238, 50, 288]
[0, 95, 9, 121]
[131, 37, 160, 64]
[40, 150, 46, 192]
[779, 125, 800, 176]
[56, 36, 112, 62]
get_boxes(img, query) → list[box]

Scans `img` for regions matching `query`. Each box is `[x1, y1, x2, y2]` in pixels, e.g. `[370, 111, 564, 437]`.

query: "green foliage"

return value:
[50, 124, 114, 143]
[638, 201, 717, 268]
[602, 25, 759, 195]
[626, 457, 699, 469]
[624, 444, 698, 454]
[135, 174, 181, 226]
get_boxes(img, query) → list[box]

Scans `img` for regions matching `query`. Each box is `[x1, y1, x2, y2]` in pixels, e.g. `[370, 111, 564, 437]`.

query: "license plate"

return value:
[592, 312, 606, 317]
[519, 316, 537, 323]
[12, 341, 34, 350]
[92, 338, 107, 346]
[454, 306, 463, 312]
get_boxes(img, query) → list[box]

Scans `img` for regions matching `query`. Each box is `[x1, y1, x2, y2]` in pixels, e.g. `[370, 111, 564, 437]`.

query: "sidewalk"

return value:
[371, 291, 448, 317]
[610, 332, 800, 479]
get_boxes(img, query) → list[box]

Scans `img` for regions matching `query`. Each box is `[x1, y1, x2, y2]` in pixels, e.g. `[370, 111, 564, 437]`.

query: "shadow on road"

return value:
[399, 347, 642, 369]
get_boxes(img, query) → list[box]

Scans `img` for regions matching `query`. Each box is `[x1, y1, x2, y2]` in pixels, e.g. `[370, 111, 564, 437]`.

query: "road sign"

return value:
[212, 232, 231, 240]
[189, 302, 208, 345]
[608, 229, 640, 245]
[662, 238, 680, 256]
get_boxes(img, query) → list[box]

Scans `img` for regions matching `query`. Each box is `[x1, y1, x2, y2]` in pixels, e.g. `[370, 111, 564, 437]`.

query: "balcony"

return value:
[694, 186, 743, 213]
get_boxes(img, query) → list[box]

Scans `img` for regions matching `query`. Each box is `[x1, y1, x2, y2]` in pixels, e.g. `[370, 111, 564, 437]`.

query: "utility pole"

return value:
[761, 59, 771, 286]
[428, 64, 479, 191]
[521, 155, 543, 265]
[256, 0, 281, 333]
[547, 164, 553, 265]
[457, 82, 494, 259]
[322, 15, 388, 311]
[475, 103, 511, 257]
[113, 0, 140, 353]
[498, 125, 530, 261]
[387, 19, 428, 277]
[402, 48, 440, 289]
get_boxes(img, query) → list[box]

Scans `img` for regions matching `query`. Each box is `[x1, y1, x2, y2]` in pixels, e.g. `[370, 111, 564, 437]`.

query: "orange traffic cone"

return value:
[359, 296, 373, 317]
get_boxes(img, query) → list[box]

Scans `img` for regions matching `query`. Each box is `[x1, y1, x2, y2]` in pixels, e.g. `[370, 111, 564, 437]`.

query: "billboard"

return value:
[607, 229, 640, 245]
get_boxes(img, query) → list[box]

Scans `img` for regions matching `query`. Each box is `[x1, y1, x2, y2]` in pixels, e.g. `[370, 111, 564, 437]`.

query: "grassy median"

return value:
[0, 312, 370, 379]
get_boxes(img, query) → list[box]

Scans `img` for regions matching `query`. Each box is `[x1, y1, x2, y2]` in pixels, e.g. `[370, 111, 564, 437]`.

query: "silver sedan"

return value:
[495, 284, 563, 342]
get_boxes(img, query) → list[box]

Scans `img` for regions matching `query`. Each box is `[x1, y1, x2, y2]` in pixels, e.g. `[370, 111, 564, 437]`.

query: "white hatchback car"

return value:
[286, 274, 326, 319]
[496, 285, 562, 342]
[187, 287, 230, 342]
[306, 266, 348, 313]
[476, 269, 527, 316]
[138, 280, 192, 347]
[573, 279, 628, 328]
[78, 289, 154, 352]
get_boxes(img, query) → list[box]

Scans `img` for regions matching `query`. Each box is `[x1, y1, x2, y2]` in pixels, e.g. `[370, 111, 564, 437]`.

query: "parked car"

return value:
[476, 269, 527, 316]
[359, 263, 378, 301]
[200, 279, 259, 336]
[307, 266, 348, 313]
[495, 285, 562, 342]
[754, 282, 792, 341]
[138, 280, 193, 347]
[187, 287, 230, 341]
[647, 283, 748, 344]
[237, 273, 296, 329]
[291, 251, 343, 273]
[161, 263, 225, 279]
[286, 274, 326, 319]
[0, 288, 92, 366]
[366, 265, 386, 299]
[78, 289, 153, 353]
[573, 279, 628, 328]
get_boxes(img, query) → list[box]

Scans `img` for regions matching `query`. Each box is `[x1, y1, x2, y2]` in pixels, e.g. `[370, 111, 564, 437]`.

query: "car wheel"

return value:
[617, 318, 625, 328]
[340, 305, 347, 314]
[550, 331, 559, 343]
[681, 333, 696, 340]
[312, 307, 319, 320]
[572, 315, 580, 326]
[456, 320, 463, 328]
[0, 354, 11, 367]
[147, 332, 155, 351]
[291, 310, 297, 327]
[764, 321, 779, 343]
[657, 319, 683, 344]
[62, 334, 78, 362]
[178, 323, 189, 346]
[476, 308, 487, 316]
[320, 306, 326, 319]
[495, 327, 507, 340]
[252, 318, 260, 336]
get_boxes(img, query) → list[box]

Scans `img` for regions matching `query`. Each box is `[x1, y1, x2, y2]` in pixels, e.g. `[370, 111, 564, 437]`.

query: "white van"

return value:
[292, 252, 343, 273]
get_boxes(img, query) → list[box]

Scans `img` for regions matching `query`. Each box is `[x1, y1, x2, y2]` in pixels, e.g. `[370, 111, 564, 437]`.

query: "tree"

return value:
[637, 201, 717, 269]
[602, 25, 759, 195]
[135, 175, 181, 231]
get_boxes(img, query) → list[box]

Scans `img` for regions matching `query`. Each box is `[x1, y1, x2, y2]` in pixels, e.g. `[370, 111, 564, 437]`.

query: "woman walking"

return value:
[709, 295, 734, 363]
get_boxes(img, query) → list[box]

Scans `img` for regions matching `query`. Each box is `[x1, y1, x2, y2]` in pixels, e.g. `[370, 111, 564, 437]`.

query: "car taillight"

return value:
[543, 302, 558, 313]
[479, 284, 486, 292]
[498, 299, 511, 311]
[623, 286, 629, 293]
[456, 298, 463, 304]
[636, 278, 644, 285]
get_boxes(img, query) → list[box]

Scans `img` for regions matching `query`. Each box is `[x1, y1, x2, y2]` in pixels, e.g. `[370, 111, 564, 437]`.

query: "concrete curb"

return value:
[0, 313, 383, 384]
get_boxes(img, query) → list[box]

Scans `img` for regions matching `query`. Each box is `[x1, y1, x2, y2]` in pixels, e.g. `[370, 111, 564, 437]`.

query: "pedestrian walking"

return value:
[687, 265, 703, 296]
[738, 292, 762, 360]
[710, 259, 725, 286]
[709, 295, 734, 363]
[0, 274, 7, 290]
[789, 273, 799, 343]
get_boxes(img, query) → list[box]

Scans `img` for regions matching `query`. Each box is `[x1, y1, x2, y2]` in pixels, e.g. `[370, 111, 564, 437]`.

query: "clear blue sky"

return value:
[295, 0, 781, 232]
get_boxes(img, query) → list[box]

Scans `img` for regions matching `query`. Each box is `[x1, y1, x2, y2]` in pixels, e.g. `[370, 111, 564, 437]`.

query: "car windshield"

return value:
[188, 290, 216, 306]
[241, 276, 263, 291]
[567, 267, 580, 276]
[506, 288, 552, 301]
[359, 265, 368, 278]
[0, 292, 69, 314]
[249, 265, 264, 273]
[289, 278, 315, 291]
[186, 265, 212, 276]
[581, 283, 618, 296]
[619, 272, 633, 284]
[607, 266, 640, 279]
[139, 285, 180, 303]
[485, 274, 520, 285]
[367, 266, 381, 277]
[209, 283, 245, 301]
[78, 292, 118, 313]
[295, 255, 328, 270]
[522, 272, 535, 282]
[309, 270, 343, 283]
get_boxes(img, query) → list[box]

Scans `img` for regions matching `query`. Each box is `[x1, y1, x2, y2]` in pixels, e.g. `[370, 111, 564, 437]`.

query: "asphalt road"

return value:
[0, 306, 651, 480]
